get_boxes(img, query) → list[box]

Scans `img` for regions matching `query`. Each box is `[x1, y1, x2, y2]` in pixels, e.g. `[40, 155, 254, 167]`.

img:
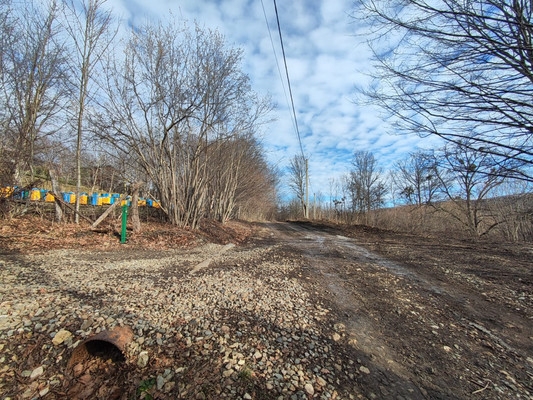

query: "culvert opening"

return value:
[68, 326, 133, 370]
[85, 340, 126, 363]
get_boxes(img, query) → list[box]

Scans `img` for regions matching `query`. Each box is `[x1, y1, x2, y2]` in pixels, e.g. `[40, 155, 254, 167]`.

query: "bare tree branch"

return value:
[353, 0, 533, 181]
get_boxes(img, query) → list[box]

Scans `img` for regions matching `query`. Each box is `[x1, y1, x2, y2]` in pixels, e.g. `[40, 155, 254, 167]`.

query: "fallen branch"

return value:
[471, 380, 491, 394]
[91, 193, 128, 229]
[49, 191, 93, 224]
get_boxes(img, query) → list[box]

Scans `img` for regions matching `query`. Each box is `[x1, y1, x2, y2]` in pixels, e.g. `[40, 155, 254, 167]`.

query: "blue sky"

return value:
[107, 0, 432, 200]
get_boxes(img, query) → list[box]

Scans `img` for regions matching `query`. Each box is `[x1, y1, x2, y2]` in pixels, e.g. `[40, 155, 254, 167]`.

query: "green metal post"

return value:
[120, 203, 128, 244]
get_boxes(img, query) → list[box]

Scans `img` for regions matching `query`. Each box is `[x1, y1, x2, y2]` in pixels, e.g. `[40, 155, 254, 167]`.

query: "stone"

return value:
[30, 366, 44, 380]
[52, 329, 72, 346]
[137, 351, 149, 368]
[304, 383, 315, 395]
[80, 319, 92, 330]
[223, 369, 234, 378]
[157, 375, 165, 390]
[333, 323, 346, 332]
[359, 366, 370, 374]
[0, 316, 9, 330]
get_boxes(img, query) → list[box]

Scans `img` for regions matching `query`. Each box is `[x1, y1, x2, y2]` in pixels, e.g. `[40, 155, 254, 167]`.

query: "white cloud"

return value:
[104, 0, 431, 200]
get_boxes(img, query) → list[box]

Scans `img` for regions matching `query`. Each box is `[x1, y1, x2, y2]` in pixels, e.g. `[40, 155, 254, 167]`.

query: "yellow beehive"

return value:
[0, 187, 14, 198]
[30, 189, 41, 201]
[101, 195, 111, 205]
[69, 194, 76, 204]
[138, 199, 146, 207]
[152, 201, 160, 208]
[80, 194, 88, 205]
[45, 192, 55, 202]
[97, 196, 103, 206]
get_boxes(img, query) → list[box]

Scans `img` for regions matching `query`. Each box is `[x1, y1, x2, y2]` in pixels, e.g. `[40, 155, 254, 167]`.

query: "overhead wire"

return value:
[262, 0, 310, 217]
[260, 0, 297, 137]
[271, 0, 306, 159]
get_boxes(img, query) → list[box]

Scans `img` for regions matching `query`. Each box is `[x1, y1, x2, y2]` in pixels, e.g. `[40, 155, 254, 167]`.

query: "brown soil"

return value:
[281, 220, 533, 399]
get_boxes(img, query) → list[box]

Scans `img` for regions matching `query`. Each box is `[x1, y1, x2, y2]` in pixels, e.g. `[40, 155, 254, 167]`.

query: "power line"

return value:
[272, 0, 305, 159]
[264, 0, 310, 218]
[260, 0, 297, 137]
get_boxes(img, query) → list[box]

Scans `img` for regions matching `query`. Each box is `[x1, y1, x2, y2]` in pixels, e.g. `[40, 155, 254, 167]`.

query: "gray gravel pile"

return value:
[0, 244, 369, 399]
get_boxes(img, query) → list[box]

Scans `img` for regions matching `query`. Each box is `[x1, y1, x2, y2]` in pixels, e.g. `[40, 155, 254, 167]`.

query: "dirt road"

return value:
[1, 219, 531, 399]
[259, 221, 533, 399]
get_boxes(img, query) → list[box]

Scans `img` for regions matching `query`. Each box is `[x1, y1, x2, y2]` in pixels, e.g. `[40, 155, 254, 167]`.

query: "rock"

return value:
[359, 366, 370, 374]
[137, 351, 149, 368]
[52, 329, 72, 346]
[157, 375, 165, 390]
[30, 365, 44, 380]
[222, 369, 234, 378]
[21, 388, 35, 399]
[305, 383, 315, 395]
[80, 318, 92, 330]
[332, 333, 341, 342]
[0, 316, 9, 330]
[164, 381, 176, 393]
[316, 376, 327, 386]
[333, 323, 346, 332]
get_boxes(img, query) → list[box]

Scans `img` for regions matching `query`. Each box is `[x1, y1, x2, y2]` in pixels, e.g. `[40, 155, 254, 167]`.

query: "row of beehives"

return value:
[0, 187, 161, 208]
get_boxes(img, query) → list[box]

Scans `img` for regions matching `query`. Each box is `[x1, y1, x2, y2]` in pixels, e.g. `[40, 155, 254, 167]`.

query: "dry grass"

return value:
[366, 196, 533, 242]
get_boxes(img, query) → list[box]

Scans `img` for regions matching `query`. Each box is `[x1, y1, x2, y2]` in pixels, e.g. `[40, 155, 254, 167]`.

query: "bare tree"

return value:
[490, 181, 533, 241]
[0, 0, 69, 186]
[94, 19, 269, 228]
[287, 154, 308, 218]
[0, 0, 16, 186]
[434, 141, 511, 237]
[353, 0, 533, 181]
[62, 0, 115, 223]
[393, 150, 441, 206]
[347, 150, 386, 214]
[206, 134, 275, 223]
[230, 144, 279, 221]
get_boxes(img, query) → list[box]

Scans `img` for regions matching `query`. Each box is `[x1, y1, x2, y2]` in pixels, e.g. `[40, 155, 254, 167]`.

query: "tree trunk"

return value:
[131, 182, 142, 233]
[49, 169, 63, 223]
